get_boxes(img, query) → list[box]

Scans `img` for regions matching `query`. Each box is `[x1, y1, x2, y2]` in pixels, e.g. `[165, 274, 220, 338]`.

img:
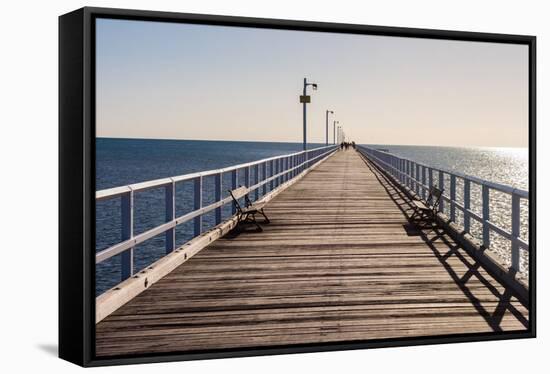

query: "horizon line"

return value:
[96, 136, 528, 149]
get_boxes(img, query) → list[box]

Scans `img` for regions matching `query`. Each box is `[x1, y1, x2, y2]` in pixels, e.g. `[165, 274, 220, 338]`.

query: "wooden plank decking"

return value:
[96, 150, 529, 357]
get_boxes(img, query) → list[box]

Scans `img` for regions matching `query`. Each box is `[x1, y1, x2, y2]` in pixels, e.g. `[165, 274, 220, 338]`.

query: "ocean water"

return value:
[367, 144, 530, 277]
[367, 144, 528, 190]
[95, 139, 530, 295]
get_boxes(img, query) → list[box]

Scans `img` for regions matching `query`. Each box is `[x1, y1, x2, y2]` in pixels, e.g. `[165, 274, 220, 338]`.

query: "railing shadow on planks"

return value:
[356, 145, 530, 287]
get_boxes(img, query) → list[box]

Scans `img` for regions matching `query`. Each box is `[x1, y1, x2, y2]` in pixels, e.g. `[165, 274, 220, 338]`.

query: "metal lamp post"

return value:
[325, 110, 334, 146]
[300, 78, 318, 151]
[333, 120, 339, 145]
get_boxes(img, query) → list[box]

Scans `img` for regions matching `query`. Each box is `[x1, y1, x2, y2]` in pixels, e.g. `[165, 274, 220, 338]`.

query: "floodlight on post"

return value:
[301, 78, 318, 151]
[325, 110, 334, 146]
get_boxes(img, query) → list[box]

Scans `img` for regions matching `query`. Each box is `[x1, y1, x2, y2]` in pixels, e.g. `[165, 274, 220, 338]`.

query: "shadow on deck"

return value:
[361, 157, 529, 332]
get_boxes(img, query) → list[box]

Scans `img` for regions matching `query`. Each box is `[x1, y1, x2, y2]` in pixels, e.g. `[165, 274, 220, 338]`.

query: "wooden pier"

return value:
[96, 150, 528, 357]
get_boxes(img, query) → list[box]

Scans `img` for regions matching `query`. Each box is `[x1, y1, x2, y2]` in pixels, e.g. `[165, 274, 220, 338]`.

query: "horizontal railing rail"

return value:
[357, 145, 529, 274]
[96, 145, 338, 288]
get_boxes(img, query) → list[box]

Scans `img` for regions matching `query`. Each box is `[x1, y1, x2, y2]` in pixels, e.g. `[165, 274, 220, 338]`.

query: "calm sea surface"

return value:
[96, 139, 530, 295]
[367, 144, 528, 190]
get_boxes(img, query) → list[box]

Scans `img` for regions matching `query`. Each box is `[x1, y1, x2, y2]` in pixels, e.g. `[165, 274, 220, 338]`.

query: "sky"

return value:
[96, 18, 529, 147]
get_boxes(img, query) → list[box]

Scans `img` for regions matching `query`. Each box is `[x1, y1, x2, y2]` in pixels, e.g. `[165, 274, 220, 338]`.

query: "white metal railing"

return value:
[96, 145, 338, 286]
[357, 145, 529, 274]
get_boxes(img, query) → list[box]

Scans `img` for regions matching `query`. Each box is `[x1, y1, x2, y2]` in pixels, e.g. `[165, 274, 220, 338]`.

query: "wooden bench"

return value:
[410, 185, 444, 226]
[228, 186, 270, 231]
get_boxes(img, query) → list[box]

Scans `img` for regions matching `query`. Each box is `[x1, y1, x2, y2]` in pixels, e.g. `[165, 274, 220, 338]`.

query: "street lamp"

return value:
[325, 110, 334, 146]
[300, 78, 318, 151]
[333, 120, 339, 144]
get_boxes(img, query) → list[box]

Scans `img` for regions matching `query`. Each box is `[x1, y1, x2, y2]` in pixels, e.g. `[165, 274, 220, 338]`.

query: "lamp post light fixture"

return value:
[325, 110, 334, 146]
[333, 120, 339, 144]
[300, 78, 318, 151]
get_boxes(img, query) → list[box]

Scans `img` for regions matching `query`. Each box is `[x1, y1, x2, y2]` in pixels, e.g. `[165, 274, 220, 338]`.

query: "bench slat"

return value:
[413, 200, 429, 210]
[230, 186, 248, 200]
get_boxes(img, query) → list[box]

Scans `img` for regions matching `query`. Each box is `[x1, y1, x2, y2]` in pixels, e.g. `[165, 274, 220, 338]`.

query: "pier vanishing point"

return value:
[95, 145, 529, 357]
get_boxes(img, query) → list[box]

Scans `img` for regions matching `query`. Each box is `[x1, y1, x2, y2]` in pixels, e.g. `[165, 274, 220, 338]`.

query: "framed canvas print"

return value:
[59, 7, 536, 367]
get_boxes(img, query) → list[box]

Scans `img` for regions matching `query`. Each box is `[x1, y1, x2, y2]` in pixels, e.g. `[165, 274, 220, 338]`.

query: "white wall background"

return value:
[0, 0, 547, 372]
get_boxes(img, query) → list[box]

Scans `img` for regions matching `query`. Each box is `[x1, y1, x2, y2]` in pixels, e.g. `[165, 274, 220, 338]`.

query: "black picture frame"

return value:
[59, 6, 536, 367]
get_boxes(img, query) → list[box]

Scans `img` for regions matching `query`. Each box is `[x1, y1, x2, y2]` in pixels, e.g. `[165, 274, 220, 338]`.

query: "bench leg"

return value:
[250, 213, 263, 232]
[411, 209, 438, 230]
[242, 212, 263, 232]
[410, 209, 420, 222]
[260, 209, 270, 224]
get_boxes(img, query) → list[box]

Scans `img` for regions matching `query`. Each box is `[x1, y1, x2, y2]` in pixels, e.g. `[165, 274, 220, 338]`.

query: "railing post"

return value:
[482, 184, 490, 249]
[410, 161, 414, 190]
[396, 158, 400, 180]
[282, 157, 287, 182]
[269, 160, 274, 191]
[281, 157, 285, 183]
[401, 159, 406, 184]
[450, 175, 456, 222]
[278, 158, 283, 185]
[438, 171, 444, 213]
[215, 172, 222, 224]
[262, 162, 267, 196]
[244, 165, 250, 190]
[428, 168, 433, 191]
[397, 158, 401, 183]
[511, 194, 521, 272]
[120, 190, 134, 281]
[415, 163, 420, 196]
[463, 179, 471, 232]
[165, 182, 175, 254]
[406, 160, 410, 189]
[194, 176, 202, 236]
[254, 164, 259, 201]
[421, 166, 426, 200]
[231, 169, 238, 213]
[274, 159, 279, 187]
[280, 158, 284, 183]
[411, 161, 416, 193]
[286, 156, 290, 181]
